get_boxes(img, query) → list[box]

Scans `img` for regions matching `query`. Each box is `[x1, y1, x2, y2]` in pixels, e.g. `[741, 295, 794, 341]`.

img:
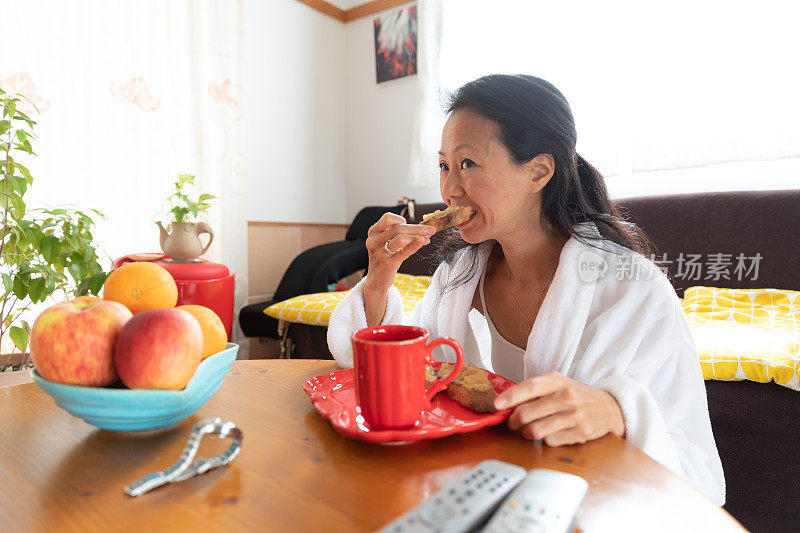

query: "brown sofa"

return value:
[278, 190, 800, 530]
[617, 190, 800, 532]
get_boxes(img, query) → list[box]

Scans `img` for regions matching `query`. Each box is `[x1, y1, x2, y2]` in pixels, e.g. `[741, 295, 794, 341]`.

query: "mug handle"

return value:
[424, 337, 465, 404]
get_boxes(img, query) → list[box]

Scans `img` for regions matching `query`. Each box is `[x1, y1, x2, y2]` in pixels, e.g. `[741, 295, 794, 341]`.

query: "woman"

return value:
[328, 74, 725, 505]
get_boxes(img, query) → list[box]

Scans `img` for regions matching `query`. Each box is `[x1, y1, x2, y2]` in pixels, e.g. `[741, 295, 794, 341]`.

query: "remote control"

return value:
[481, 468, 589, 533]
[377, 460, 527, 533]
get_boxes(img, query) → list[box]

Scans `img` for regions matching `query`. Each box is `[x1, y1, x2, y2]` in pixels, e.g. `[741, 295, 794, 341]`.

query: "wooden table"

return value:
[0, 360, 744, 532]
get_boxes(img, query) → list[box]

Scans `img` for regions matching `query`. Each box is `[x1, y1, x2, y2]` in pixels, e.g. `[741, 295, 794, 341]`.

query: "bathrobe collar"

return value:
[440, 221, 601, 379]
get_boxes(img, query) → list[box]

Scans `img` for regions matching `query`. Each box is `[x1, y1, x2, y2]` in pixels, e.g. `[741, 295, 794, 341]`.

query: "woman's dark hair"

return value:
[436, 74, 652, 290]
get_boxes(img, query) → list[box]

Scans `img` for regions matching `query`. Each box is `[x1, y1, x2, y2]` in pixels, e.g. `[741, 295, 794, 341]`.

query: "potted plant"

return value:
[0, 88, 108, 373]
[156, 173, 216, 262]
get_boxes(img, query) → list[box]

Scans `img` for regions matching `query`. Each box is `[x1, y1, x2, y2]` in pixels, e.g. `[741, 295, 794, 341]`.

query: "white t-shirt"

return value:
[478, 266, 525, 383]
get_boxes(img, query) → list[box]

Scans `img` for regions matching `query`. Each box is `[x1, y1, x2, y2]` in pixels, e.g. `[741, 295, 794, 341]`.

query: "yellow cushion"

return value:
[264, 274, 431, 327]
[682, 286, 800, 391]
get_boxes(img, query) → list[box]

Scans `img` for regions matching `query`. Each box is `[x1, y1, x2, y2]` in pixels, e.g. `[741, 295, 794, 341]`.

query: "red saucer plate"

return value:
[303, 364, 516, 444]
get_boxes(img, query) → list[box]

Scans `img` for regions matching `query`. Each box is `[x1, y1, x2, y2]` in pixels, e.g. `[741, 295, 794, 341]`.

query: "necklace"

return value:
[505, 260, 557, 332]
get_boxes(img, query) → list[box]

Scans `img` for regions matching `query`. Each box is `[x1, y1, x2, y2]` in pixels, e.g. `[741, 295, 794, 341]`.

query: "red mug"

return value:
[351, 325, 465, 430]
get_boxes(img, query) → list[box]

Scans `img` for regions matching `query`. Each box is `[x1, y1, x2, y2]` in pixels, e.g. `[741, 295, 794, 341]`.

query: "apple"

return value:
[30, 298, 133, 386]
[114, 308, 203, 390]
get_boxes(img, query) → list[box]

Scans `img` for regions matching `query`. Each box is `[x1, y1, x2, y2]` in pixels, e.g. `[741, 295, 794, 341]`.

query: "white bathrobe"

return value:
[327, 221, 726, 506]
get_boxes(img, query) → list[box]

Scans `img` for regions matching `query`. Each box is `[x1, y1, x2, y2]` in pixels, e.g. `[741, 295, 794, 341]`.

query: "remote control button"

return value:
[505, 515, 546, 533]
[420, 505, 456, 524]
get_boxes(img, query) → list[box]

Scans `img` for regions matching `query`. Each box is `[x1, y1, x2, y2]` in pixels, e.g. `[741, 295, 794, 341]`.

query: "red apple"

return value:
[114, 308, 203, 390]
[30, 298, 133, 386]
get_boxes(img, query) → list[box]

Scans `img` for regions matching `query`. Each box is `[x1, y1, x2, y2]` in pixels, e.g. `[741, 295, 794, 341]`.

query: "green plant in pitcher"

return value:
[166, 174, 216, 226]
[0, 88, 108, 352]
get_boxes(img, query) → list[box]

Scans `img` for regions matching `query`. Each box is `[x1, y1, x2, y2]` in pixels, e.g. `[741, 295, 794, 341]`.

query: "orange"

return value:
[177, 304, 227, 359]
[102, 262, 178, 314]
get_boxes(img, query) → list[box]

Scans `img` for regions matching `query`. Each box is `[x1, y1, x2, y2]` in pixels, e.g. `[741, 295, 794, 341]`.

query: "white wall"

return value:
[344, 6, 442, 221]
[246, 0, 441, 225]
[244, 0, 348, 224]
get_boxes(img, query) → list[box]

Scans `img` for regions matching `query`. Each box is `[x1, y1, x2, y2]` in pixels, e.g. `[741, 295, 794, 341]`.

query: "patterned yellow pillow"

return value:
[264, 274, 431, 327]
[682, 286, 800, 391]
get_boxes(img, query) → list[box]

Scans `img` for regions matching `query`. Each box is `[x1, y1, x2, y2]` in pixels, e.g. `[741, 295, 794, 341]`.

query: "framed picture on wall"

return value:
[373, 4, 417, 84]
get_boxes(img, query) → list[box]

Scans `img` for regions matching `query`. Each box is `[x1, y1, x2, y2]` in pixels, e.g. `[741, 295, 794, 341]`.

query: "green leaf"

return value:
[46, 275, 56, 294]
[28, 277, 46, 302]
[170, 206, 188, 224]
[6, 175, 27, 195]
[76, 271, 109, 296]
[15, 162, 33, 184]
[12, 276, 27, 299]
[67, 253, 87, 281]
[0, 119, 10, 134]
[0, 191, 26, 219]
[9, 326, 28, 352]
[1, 273, 12, 294]
[40, 234, 60, 263]
[198, 194, 216, 202]
[77, 211, 96, 225]
[12, 194, 26, 219]
[176, 173, 195, 188]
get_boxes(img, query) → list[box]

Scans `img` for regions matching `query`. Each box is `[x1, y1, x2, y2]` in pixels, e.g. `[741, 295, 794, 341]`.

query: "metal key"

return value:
[125, 417, 243, 497]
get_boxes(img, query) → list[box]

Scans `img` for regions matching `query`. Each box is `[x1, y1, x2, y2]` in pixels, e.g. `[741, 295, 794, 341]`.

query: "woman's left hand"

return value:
[494, 372, 626, 446]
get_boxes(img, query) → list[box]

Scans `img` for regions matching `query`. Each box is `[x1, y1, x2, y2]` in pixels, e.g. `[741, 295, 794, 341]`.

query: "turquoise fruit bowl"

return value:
[32, 343, 238, 431]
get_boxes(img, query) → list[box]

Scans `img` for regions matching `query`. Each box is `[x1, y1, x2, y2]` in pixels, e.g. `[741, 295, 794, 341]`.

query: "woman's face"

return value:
[438, 109, 553, 244]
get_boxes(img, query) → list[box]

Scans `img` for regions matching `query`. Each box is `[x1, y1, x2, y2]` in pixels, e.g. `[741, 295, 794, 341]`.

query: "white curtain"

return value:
[0, 0, 249, 353]
[409, 0, 800, 196]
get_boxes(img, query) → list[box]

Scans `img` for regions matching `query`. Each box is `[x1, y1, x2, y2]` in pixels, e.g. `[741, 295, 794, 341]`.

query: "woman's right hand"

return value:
[363, 212, 436, 325]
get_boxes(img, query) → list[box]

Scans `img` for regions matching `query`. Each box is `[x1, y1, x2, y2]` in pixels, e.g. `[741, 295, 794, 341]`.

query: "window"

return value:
[409, 0, 800, 197]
